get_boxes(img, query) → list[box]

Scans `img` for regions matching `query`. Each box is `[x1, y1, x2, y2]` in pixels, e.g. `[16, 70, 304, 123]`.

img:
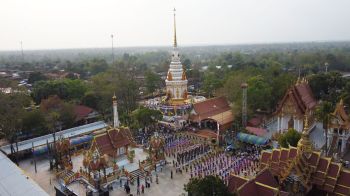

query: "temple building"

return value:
[89, 95, 134, 159]
[165, 8, 188, 105]
[190, 96, 234, 131]
[274, 78, 317, 133]
[229, 113, 350, 196]
[327, 99, 350, 156]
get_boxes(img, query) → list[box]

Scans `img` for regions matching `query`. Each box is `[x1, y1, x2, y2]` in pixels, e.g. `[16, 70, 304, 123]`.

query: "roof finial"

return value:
[173, 8, 177, 48]
[303, 111, 309, 133]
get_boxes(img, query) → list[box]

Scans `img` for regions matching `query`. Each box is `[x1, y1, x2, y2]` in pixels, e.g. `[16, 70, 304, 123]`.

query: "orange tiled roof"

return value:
[91, 127, 131, 157]
[275, 80, 317, 115]
[191, 97, 233, 126]
[256, 147, 350, 195]
[229, 168, 280, 196]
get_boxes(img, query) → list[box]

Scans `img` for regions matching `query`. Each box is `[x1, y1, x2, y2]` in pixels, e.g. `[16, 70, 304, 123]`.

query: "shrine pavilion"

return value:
[89, 95, 134, 159]
[328, 99, 350, 156]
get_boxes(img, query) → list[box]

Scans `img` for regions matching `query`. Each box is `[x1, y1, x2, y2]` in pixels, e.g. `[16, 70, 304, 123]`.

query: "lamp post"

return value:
[111, 34, 115, 65]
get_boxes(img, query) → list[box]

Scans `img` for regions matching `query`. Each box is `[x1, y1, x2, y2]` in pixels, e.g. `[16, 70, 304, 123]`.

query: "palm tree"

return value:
[315, 101, 333, 153]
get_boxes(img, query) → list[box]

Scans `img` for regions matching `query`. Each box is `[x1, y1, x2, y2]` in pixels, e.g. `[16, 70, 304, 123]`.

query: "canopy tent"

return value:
[236, 132, 269, 146]
[245, 126, 267, 137]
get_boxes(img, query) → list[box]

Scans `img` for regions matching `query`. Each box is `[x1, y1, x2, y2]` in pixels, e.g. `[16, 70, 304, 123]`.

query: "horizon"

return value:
[1, 40, 350, 53]
[1, 0, 350, 51]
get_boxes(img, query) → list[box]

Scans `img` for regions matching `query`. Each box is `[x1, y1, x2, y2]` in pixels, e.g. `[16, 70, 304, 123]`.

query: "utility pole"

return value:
[111, 34, 115, 65]
[20, 41, 24, 61]
[241, 83, 248, 128]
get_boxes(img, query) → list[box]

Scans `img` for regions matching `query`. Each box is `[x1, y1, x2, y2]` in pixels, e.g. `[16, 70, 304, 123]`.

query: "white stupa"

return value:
[165, 8, 188, 105]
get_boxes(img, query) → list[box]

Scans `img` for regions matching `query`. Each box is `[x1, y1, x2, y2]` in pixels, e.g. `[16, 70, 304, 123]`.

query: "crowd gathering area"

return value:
[15, 121, 265, 196]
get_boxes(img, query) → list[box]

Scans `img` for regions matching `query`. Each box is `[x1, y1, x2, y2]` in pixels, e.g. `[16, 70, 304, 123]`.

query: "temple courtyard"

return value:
[18, 147, 190, 196]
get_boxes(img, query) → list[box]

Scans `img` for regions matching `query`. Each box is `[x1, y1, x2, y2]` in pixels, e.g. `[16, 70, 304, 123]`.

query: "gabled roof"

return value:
[275, 79, 317, 115]
[230, 168, 279, 196]
[91, 127, 131, 156]
[227, 175, 248, 193]
[331, 99, 350, 129]
[191, 97, 233, 126]
[74, 105, 94, 121]
[255, 145, 350, 195]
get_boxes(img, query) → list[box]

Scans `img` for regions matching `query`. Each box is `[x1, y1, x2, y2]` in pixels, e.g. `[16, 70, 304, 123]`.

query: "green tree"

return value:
[0, 93, 31, 157]
[315, 101, 333, 151]
[86, 58, 109, 75]
[145, 70, 162, 94]
[89, 68, 139, 122]
[28, 72, 48, 84]
[81, 92, 100, 109]
[40, 95, 76, 130]
[131, 107, 162, 129]
[202, 71, 223, 97]
[184, 175, 232, 196]
[22, 109, 48, 135]
[309, 72, 346, 103]
[247, 75, 272, 111]
[31, 79, 88, 104]
[278, 128, 302, 148]
[183, 58, 192, 70]
[341, 81, 350, 104]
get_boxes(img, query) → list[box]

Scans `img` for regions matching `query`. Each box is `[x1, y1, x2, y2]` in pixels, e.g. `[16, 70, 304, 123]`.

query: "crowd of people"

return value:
[188, 150, 261, 184]
[125, 119, 266, 195]
[134, 123, 174, 147]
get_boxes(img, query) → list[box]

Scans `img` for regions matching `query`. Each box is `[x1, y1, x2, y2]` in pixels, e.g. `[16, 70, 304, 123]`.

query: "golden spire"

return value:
[297, 111, 313, 157]
[112, 93, 117, 101]
[173, 8, 177, 48]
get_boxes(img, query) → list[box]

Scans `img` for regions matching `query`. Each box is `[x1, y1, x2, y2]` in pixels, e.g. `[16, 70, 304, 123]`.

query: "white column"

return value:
[327, 129, 332, 150]
[281, 117, 284, 132]
[296, 119, 299, 132]
[277, 117, 280, 132]
[341, 137, 346, 154]
[113, 100, 120, 128]
[293, 118, 296, 130]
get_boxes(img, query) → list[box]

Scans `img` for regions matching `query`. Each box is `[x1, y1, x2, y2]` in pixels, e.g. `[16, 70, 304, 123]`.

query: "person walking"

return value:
[137, 186, 140, 195]
[156, 174, 159, 184]
[171, 170, 173, 179]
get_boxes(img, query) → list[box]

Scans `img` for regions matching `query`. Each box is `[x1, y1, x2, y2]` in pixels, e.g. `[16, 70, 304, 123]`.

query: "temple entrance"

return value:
[288, 117, 294, 129]
[201, 119, 218, 131]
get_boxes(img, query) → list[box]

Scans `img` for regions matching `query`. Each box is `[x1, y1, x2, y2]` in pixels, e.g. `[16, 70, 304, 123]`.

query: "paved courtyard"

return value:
[18, 147, 191, 196]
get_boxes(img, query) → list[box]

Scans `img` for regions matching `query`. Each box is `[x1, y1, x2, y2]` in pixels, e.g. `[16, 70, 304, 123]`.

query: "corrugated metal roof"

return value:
[0, 152, 48, 196]
[0, 121, 107, 155]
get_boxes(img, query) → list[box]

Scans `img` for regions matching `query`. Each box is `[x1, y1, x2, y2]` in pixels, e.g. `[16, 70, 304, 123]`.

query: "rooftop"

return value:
[0, 151, 48, 196]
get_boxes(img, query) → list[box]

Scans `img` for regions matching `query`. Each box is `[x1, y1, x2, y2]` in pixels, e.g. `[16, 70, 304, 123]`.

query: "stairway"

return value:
[129, 169, 145, 182]
[61, 170, 77, 185]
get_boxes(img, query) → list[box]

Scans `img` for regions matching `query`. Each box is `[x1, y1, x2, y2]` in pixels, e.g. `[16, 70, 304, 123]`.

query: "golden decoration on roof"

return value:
[182, 71, 187, 80]
[297, 111, 313, 157]
[167, 71, 173, 81]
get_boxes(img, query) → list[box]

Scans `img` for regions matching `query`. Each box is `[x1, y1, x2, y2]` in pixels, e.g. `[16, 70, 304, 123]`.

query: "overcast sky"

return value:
[1, 0, 350, 50]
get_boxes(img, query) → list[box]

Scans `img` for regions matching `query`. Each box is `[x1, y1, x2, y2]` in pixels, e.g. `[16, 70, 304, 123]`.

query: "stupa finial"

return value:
[173, 8, 177, 48]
